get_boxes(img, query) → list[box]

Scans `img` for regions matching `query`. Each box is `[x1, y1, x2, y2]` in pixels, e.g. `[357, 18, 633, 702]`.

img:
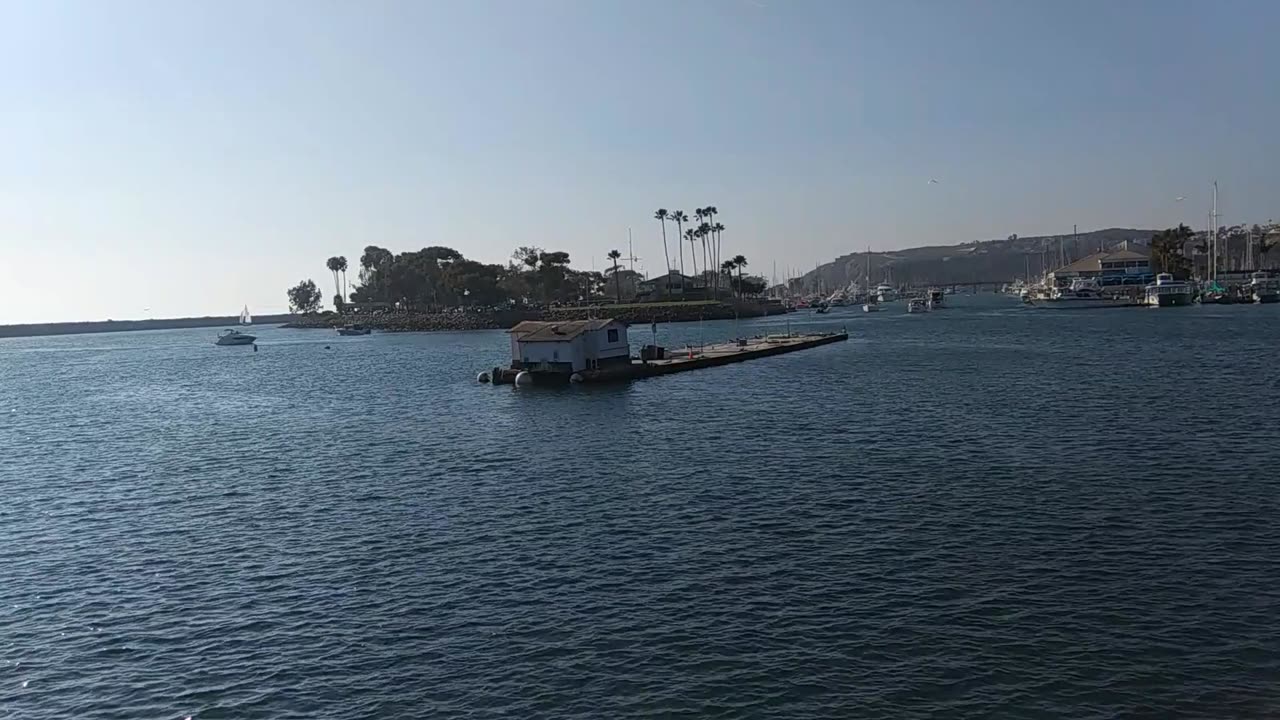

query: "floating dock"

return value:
[488, 331, 848, 385]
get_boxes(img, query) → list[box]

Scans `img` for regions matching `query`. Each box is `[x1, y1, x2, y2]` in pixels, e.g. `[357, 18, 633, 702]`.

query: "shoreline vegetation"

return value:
[285, 204, 771, 325]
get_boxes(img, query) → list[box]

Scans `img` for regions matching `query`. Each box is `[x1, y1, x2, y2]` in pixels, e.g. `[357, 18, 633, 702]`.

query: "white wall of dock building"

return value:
[518, 338, 586, 371]
[586, 322, 630, 362]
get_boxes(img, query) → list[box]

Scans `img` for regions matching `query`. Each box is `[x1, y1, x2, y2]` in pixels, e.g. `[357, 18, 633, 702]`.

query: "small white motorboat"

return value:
[863, 302, 880, 313]
[215, 329, 256, 346]
[907, 297, 928, 313]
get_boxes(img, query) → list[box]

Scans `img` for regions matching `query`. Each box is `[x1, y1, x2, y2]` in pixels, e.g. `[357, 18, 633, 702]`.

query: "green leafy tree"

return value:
[354, 246, 394, 302]
[287, 279, 323, 314]
[1255, 225, 1277, 267]
[1150, 224, 1194, 278]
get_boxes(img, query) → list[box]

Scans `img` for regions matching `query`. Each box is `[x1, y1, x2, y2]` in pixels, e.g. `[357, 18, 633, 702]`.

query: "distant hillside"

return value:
[794, 228, 1157, 291]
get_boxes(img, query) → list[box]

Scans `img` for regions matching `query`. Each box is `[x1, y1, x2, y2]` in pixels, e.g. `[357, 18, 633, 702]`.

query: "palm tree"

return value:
[654, 209, 672, 298]
[685, 228, 699, 284]
[607, 249, 623, 303]
[703, 206, 718, 291]
[325, 257, 344, 305]
[671, 210, 689, 295]
[721, 259, 737, 298]
[732, 254, 748, 298]
[336, 256, 348, 302]
[713, 221, 726, 294]
[697, 222, 712, 293]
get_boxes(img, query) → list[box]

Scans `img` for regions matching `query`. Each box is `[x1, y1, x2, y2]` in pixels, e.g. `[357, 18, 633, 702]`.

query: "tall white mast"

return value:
[1211, 181, 1219, 279]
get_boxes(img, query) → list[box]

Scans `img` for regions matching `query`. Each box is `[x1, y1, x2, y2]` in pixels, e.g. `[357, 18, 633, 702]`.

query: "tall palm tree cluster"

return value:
[325, 256, 348, 307]
[653, 206, 737, 298]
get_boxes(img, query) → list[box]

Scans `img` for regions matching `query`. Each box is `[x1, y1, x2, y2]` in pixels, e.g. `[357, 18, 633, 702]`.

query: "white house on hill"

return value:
[508, 319, 630, 374]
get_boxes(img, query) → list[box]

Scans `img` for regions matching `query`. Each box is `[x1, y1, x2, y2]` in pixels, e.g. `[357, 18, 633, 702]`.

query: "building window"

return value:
[607, 329, 619, 343]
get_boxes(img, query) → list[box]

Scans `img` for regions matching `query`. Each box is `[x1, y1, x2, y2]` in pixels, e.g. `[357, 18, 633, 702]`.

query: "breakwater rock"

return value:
[281, 302, 782, 333]
[545, 301, 782, 324]
[282, 310, 539, 332]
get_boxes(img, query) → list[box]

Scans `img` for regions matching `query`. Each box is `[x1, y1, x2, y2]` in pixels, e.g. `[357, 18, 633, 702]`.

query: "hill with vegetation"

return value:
[794, 228, 1158, 291]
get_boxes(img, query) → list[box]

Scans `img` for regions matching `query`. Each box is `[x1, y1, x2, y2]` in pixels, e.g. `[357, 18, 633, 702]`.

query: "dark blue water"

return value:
[3, 297, 1279, 718]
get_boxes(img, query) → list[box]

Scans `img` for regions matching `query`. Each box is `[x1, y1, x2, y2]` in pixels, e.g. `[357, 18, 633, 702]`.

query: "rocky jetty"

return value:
[281, 302, 782, 333]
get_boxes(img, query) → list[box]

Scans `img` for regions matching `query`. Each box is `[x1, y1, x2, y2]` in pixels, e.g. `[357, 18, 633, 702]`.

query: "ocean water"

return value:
[3, 296, 1279, 719]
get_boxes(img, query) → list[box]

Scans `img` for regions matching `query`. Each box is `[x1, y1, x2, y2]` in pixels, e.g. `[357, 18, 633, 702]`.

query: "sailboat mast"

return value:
[1212, 181, 1219, 279]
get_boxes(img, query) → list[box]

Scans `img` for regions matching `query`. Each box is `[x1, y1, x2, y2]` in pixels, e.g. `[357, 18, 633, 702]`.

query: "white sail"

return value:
[240, 305, 252, 325]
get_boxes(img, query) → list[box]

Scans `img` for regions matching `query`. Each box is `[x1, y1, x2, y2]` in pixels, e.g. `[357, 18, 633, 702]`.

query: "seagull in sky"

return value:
[928, 179, 939, 185]
[1175, 196, 1185, 202]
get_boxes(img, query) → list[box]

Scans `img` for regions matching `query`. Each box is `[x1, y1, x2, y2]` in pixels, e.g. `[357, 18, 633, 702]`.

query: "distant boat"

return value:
[1250, 271, 1280, 304]
[239, 305, 252, 325]
[926, 288, 944, 309]
[215, 329, 256, 346]
[1144, 273, 1193, 307]
[1030, 278, 1133, 310]
[907, 297, 928, 313]
[862, 246, 879, 312]
[875, 283, 897, 303]
[337, 324, 372, 336]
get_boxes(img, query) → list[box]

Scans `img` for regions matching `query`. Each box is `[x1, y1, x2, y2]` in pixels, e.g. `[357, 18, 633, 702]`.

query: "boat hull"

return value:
[1146, 293, 1192, 307]
[1030, 298, 1136, 310]
[215, 336, 256, 346]
[1254, 292, 1280, 304]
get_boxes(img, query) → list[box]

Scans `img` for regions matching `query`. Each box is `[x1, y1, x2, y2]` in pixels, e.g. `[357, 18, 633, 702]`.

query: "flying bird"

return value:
[928, 179, 939, 185]
[1175, 196, 1185, 201]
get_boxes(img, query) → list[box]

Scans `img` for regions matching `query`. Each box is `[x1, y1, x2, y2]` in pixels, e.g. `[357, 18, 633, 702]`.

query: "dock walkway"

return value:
[490, 331, 848, 385]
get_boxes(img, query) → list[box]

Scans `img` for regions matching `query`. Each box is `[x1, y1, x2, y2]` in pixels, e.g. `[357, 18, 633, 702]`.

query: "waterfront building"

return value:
[1046, 241, 1154, 287]
[508, 319, 630, 374]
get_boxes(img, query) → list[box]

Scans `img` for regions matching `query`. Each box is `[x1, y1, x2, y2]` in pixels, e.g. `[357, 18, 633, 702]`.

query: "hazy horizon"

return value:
[3, 0, 1277, 323]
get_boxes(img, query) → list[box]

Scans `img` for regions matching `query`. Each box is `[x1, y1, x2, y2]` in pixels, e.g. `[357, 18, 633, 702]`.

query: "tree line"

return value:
[1149, 223, 1279, 278]
[285, 244, 764, 314]
[285, 203, 765, 313]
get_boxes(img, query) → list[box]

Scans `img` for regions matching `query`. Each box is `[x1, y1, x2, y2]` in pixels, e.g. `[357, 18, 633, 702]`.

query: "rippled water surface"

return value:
[4, 297, 1280, 718]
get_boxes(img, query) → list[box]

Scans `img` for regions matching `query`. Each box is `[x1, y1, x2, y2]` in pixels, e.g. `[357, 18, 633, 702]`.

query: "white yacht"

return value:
[1030, 278, 1131, 310]
[906, 297, 928, 313]
[216, 329, 257, 346]
[926, 288, 944, 309]
[875, 283, 897, 303]
[1144, 273, 1193, 307]
[824, 289, 850, 307]
[1250, 271, 1279, 304]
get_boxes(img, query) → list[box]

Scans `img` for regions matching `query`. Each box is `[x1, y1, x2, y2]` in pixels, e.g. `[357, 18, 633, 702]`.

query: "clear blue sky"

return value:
[1, 0, 1276, 322]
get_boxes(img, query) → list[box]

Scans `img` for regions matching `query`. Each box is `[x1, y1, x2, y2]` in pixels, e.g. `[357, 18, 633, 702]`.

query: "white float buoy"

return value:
[477, 372, 490, 383]
[569, 372, 584, 383]
[514, 371, 533, 387]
